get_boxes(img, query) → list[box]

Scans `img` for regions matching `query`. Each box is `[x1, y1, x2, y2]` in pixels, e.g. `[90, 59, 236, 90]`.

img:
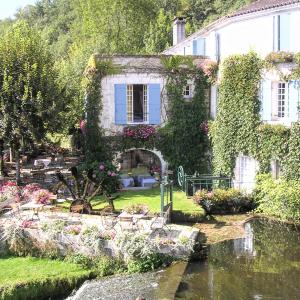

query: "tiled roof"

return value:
[229, 0, 300, 17]
[163, 0, 300, 54]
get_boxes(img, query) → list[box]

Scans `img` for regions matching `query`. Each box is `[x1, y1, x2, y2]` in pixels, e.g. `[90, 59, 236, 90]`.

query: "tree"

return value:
[144, 9, 172, 54]
[0, 21, 62, 183]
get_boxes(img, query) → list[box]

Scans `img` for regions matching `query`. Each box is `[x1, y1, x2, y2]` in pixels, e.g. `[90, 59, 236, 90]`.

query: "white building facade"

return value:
[164, 0, 300, 190]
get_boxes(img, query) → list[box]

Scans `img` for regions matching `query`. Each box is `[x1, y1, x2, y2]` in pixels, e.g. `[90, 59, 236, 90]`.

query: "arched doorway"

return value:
[118, 148, 167, 188]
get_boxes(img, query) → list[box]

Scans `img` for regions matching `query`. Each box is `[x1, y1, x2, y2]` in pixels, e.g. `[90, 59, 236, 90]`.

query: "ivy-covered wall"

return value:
[82, 55, 120, 162]
[210, 51, 300, 180]
[82, 55, 211, 175]
[210, 52, 263, 176]
[282, 122, 300, 180]
[156, 56, 211, 174]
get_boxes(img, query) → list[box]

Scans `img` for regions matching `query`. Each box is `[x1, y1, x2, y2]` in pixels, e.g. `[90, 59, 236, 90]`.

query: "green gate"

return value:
[160, 176, 173, 222]
[177, 166, 232, 196]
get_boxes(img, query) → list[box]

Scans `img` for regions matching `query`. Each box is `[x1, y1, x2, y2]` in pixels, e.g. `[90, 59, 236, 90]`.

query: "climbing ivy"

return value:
[82, 55, 120, 162]
[211, 51, 300, 179]
[282, 122, 300, 180]
[256, 124, 290, 173]
[210, 52, 263, 176]
[265, 51, 300, 81]
[157, 56, 211, 174]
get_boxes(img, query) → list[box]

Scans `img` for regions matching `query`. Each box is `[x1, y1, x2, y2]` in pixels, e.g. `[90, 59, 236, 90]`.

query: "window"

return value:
[127, 84, 148, 123]
[273, 14, 290, 51]
[183, 85, 192, 98]
[277, 82, 287, 118]
[215, 33, 220, 62]
[271, 160, 281, 179]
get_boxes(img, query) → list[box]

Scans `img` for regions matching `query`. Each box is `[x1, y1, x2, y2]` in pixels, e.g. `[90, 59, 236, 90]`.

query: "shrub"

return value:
[123, 204, 148, 214]
[95, 256, 126, 277]
[0, 182, 20, 203]
[254, 174, 300, 221]
[115, 232, 158, 261]
[21, 183, 41, 202]
[127, 253, 170, 273]
[193, 188, 254, 215]
[32, 189, 53, 204]
[78, 160, 120, 196]
[64, 254, 94, 269]
[265, 51, 295, 64]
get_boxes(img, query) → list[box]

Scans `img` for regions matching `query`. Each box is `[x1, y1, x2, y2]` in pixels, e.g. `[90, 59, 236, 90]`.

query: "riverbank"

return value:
[193, 214, 254, 245]
[193, 213, 300, 246]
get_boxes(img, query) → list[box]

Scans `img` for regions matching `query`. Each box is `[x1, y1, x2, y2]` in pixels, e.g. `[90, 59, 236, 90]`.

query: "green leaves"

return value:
[0, 20, 62, 151]
[156, 64, 210, 173]
[211, 52, 263, 176]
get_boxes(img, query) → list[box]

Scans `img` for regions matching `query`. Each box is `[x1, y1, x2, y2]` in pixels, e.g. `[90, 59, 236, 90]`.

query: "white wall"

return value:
[234, 155, 259, 192]
[165, 5, 300, 60]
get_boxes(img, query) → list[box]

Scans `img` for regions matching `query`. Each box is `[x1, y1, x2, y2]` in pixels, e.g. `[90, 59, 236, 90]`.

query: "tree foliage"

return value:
[0, 0, 257, 134]
[0, 21, 62, 179]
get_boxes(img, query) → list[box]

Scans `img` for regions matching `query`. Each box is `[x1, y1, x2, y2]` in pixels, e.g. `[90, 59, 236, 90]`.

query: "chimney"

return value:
[173, 16, 186, 46]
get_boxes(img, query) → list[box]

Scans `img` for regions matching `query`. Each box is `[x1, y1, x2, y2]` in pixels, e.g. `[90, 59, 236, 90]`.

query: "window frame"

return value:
[277, 82, 287, 119]
[126, 84, 149, 125]
[183, 84, 193, 99]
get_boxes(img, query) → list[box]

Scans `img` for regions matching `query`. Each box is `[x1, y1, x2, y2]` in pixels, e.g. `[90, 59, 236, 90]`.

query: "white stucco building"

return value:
[163, 0, 300, 190]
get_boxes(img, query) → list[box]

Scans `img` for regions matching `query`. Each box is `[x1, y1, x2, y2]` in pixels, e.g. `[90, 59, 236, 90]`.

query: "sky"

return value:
[0, 0, 37, 20]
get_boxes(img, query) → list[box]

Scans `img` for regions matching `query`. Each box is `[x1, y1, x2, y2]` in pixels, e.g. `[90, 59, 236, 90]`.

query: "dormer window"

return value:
[183, 84, 192, 98]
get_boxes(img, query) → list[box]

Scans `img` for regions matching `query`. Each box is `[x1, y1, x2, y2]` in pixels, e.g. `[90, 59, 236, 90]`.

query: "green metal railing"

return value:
[177, 166, 232, 196]
[160, 176, 173, 219]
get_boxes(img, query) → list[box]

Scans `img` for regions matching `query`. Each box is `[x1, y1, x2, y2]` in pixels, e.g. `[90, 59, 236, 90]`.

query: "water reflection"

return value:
[176, 218, 300, 300]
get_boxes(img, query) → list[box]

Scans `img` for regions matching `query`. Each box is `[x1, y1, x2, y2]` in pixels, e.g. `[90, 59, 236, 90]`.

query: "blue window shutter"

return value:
[114, 84, 127, 125]
[288, 80, 299, 122]
[192, 40, 197, 55]
[279, 14, 290, 51]
[261, 80, 272, 121]
[149, 84, 161, 125]
[197, 38, 206, 56]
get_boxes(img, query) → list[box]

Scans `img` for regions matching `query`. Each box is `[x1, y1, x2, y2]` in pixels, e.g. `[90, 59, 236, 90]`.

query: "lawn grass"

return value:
[0, 256, 89, 286]
[0, 256, 91, 300]
[90, 187, 203, 213]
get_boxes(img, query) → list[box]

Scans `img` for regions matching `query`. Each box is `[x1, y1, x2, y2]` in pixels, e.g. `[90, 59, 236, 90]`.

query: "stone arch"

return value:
[116, 148, 168, 175]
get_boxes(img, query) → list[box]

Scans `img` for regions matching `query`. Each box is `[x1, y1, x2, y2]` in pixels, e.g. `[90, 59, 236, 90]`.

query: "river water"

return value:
[176, 218, 300, 300]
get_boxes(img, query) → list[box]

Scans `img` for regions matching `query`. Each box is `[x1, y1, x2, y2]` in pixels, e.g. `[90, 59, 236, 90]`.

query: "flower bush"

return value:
[123, 125, 156, 140]
[0, 181, 20, 203]
[64, 225, 82, 235]
[123, 204, 149, 215]
[21, 183, 42, 202]
[265, 51, 295, 64]
[193, 188, 254, 215]
[200, 121, 209, 135]
[199, 60, 219, 84]
[33, 189, 53, 205]
[78, 160, 120, 196]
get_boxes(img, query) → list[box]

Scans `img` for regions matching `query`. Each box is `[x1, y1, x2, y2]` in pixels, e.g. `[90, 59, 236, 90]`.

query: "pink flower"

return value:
[99, 164, 105, 171]
[33, 189, 52, 205]
[80, 120, 87, 135]
[107, 171, 112, 176]
[111, 172, 116, 177]
[207, 192, 214, 198]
